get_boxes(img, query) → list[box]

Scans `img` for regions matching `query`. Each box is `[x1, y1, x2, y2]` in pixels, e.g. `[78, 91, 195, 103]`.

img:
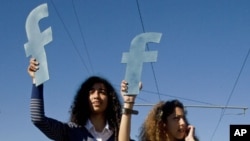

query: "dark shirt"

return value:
[30, 84, 115, 141]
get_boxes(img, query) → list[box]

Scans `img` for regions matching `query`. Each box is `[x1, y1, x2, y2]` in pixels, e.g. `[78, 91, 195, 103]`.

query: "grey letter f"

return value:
[24, 3, 52, 86]
[121, 32, 162, 95]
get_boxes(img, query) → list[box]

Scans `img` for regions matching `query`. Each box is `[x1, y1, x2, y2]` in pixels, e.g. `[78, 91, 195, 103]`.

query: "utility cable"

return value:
[210, 47, 250, 141]
[49, 0, 90, 74]
[71, 0, 94, 74]
[136, 0, 161, 101]
[142, 89, 216, 106]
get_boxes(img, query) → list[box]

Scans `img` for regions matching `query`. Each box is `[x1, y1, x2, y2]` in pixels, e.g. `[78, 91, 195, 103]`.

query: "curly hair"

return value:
[139, 99, 199, 141]
[69, 76, 122, 140]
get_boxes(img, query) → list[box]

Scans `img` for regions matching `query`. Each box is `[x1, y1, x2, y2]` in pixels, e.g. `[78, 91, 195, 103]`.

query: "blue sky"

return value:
[1, 0, 250, 141]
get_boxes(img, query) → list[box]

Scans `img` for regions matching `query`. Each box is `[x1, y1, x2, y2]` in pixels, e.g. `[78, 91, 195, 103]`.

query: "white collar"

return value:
[85, 119, 112, 134]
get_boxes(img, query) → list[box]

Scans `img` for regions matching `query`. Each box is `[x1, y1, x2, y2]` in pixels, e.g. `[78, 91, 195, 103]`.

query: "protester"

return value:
[119, 80, 198, 141]
[28, 58, 123, 141]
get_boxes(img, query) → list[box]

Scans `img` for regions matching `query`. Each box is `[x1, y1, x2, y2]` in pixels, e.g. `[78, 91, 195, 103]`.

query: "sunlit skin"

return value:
[88, 83, 108, 115]
[166, 107, 187, 141]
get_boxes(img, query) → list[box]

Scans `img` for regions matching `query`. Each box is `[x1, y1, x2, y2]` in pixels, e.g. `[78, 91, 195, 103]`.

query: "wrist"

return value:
[123, 101, 135, 109]
[124, 103, 133, 109]
[124, 101, 134, 104]
[122, 108, 138, 115]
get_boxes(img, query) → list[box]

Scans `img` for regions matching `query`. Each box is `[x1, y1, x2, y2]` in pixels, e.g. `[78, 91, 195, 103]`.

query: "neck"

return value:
[167, 134, 177, 141]
[90, 113, 106, 132]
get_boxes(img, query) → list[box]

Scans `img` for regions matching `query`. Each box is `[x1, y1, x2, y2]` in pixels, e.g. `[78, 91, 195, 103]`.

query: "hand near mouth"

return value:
[185, 125, 196, 141]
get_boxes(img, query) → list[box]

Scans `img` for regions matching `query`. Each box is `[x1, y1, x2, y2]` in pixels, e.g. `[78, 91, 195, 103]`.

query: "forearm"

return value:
[30, 84, 69, 140]
[119, 103, 134, 141]
[30, 84, 45, 123]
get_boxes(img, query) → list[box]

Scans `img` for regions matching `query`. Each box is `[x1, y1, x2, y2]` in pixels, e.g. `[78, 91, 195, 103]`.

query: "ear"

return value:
[163, 122, 168, 131]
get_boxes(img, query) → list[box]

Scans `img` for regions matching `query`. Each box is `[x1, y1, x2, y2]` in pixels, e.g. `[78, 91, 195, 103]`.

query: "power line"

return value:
[210, 47, 250, 141]
[71, 0, 94, 74]
[142, 89, 216, 106]
[136, 0, 161, 101]
[135, 104, 248, 111]
[134, 104, 248, 117]
[114, 84, 217, 106]
[49, 0, 91, 74]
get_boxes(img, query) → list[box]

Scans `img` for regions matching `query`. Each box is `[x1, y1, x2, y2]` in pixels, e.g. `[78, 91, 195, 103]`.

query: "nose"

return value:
[179, 118, 186, 126]
[91, 89, 100, 98]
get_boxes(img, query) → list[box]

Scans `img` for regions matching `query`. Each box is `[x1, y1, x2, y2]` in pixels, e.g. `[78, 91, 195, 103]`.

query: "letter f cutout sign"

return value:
[24, 3, 52, 86]
[122, 32, 162, 95]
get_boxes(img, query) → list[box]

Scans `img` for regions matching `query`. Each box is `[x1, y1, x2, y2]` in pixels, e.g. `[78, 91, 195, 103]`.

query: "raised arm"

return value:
[119, 80, 142, 141]
[28, 58, 69, 141]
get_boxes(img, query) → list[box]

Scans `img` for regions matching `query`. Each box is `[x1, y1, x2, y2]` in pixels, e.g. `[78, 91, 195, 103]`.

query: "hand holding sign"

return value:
[121, 32, 162, 95]
[24, 3, 52, 86]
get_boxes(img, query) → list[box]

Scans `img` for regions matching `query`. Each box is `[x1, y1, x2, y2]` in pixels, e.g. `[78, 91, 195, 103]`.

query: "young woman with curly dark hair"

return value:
[28, 58, 122, 141]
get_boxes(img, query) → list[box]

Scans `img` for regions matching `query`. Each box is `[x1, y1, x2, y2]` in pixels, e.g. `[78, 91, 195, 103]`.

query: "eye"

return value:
[89, 88, 96, 94]
[89, 88, 107, 95]
[99, 89, 107, 95]
[173, 116, 180, 121]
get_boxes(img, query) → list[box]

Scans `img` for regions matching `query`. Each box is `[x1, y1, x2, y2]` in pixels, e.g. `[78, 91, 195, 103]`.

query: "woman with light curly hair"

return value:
[139, 100, 199, 141]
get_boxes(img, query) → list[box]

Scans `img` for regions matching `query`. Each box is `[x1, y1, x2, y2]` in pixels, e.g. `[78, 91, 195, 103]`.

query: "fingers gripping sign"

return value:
[121, 80, 143, 101]
[24, 3, 52, 86]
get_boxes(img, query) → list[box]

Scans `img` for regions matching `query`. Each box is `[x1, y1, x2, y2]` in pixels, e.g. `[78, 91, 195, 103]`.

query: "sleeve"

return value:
[30, 84, 69, 141]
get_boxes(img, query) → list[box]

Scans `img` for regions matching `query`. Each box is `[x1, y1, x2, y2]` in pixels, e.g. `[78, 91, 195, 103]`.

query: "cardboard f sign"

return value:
[24, 3, 52, 86]
[121, 32, 162, 95]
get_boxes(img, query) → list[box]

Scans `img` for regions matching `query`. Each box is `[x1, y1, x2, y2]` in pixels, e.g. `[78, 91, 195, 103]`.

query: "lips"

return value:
[177, 128, 186, 135]
[92, 101, 101, 106]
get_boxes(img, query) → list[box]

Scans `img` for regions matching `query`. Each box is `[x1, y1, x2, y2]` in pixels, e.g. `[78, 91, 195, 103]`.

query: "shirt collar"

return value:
[85, 119, 112, 134]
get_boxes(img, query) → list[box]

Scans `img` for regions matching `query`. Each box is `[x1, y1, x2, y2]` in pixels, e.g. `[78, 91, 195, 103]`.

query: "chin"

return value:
[175, 134, 185, 140]
[93, 109, 105, 114]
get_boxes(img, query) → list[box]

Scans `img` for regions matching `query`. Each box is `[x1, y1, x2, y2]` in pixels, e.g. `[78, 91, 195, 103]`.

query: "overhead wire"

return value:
[71, 0, 94, 74]
[113, 83, 214, 105]
[136, 0, 161, 101]
[210, 47, 250, 141]
[142, 89, 216, 105]
[49, 0, 91, 74]
[114, 83, 219, 106]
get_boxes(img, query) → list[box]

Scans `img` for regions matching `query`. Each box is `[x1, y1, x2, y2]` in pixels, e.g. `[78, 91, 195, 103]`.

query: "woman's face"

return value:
[166, 107, 187, 140]
[88, 83, 108, 115]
